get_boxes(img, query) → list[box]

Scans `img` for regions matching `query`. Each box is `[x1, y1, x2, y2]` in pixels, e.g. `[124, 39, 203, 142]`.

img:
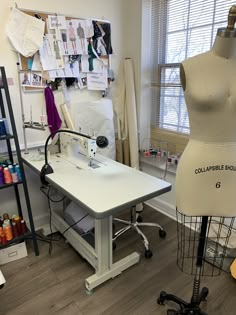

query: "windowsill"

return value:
[140, 155, 177, 176]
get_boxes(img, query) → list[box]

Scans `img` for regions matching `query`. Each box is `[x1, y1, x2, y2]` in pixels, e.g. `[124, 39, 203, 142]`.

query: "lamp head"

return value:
[40, 163, 54, 186]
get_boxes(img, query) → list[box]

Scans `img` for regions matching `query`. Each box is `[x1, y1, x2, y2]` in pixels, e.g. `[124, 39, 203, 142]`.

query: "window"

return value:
[151, 0, 235, 135]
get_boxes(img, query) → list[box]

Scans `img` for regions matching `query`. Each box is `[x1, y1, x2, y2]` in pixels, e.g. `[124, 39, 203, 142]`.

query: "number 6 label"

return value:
[216, 182, 221, 189]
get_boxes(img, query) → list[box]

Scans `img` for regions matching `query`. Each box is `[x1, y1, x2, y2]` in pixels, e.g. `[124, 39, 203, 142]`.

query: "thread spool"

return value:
[13, 216, 21, 234]
[20, 220, 27, 234]
[3, 213, 10, 221]
[0, 166, 4, 186]
[11, 173, 18, 183]
[1, 234, 7, 245]
[15, 164, 22, 181]
[8, 165, 14, 174]
[3, 167, 12, 184]
[12, 222, 19, 238]
[4, 226, 13, 241]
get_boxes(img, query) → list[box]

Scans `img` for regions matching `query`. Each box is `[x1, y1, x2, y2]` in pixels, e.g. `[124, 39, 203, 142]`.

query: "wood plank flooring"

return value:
[0, 206, 236, 315]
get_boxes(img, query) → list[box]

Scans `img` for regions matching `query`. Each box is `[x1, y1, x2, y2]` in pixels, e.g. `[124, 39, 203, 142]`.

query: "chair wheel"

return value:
[201, 287, 209, 301]
[157, 297, 164, 305]
[157, 291, 167, 305]
[137, 215, 143, 223]
[145, 249, 153, 258]
[159, 229, 166, 238]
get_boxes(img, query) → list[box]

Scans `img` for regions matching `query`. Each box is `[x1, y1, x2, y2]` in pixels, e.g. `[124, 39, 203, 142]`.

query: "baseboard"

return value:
[25, 213, 49, 232]
[144, 198, 176, 221]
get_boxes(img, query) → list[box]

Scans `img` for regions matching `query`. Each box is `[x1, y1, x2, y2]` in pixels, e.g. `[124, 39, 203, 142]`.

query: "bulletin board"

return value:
[17, 8, 113, 92]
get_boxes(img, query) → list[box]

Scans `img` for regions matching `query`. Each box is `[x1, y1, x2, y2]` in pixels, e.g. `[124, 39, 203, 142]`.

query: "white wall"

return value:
[124, 0, 176, 218]
[123, 0, 152, 147]
[1, 0, 126, 149]
[0, 0, 176, 229]
[0, 0, 127, 229]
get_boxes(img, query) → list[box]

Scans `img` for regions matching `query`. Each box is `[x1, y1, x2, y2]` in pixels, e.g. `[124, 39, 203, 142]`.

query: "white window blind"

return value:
[151, 0, 235, 134]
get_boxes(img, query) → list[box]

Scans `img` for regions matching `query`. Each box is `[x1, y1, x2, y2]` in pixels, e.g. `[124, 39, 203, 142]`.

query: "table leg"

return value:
[85, 215, 140, 292]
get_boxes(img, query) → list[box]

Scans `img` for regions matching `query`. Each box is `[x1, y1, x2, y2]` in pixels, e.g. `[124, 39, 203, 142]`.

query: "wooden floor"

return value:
[0, 206, 236, 315]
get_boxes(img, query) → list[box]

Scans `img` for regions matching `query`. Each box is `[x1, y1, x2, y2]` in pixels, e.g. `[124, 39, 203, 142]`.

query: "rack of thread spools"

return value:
[0, 213, 28, 246]
[139, 138, 181, 179]
[0, 66, 39, 256]
[0, 160, 22, 186]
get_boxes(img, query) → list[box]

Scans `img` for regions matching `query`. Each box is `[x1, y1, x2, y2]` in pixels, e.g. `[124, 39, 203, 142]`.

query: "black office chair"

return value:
[113, 205, 166, 258]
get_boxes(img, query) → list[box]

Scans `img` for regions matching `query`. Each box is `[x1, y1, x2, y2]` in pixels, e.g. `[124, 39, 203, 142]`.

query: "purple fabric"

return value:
[44, 87, 62, 135]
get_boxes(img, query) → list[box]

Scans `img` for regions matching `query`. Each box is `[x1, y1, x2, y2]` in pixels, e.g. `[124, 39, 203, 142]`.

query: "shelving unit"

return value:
[0, 66, 39, 255]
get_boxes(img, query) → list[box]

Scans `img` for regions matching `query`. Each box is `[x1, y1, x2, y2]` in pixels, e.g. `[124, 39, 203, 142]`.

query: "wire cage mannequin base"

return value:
[157, 209, 235, 315]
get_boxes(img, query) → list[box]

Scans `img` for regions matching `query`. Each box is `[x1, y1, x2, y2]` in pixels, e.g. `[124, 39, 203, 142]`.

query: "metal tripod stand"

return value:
[157, 211, 235, 315]
[158, 216, 209, 314]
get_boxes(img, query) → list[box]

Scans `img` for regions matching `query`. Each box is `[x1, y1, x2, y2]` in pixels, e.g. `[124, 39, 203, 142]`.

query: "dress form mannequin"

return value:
[176, 16, 236, 217]
[158, 7, 236, 315]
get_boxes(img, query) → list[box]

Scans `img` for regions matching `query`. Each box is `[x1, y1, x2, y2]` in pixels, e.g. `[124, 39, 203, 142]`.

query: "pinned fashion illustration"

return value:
[77, 22, 86, 55]
[68, 21, 77, 55]
[61, 30, 68, 54]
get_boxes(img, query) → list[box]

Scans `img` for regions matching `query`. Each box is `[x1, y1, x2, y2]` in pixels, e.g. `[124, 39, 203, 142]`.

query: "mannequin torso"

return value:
[176, 34, 236, 216]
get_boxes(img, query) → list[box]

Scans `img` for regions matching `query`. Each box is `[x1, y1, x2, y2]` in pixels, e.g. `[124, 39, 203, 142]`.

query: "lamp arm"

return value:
[44, 129, 92, 165]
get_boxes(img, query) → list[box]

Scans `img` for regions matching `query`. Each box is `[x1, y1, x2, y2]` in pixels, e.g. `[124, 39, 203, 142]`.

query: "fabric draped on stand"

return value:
[113, 58, 142, 212]
[113, 58, 139, 170]
[44, 87, 62, 135]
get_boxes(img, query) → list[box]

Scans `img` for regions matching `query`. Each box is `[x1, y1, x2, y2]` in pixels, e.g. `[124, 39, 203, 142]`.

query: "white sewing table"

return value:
[22, 151, 171, 292]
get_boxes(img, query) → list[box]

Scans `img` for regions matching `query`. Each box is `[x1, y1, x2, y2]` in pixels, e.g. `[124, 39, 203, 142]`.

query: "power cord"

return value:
[40, 185, 89, 254]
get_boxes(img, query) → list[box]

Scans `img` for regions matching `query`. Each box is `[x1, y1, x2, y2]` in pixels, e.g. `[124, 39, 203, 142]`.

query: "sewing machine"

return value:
[59, 132, 97, 167]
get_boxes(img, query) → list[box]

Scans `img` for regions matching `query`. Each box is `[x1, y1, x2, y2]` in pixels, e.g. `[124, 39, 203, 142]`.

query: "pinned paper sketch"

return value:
[67, 20, 79, 55]
[48, 15, 67, 35]
[61, 30, 69, 55]
[48, 55, 80, 79]
[47, 15, 69, 56]
[64, 55, 80, 77]
[87, 66, 108, 90]
[21, 71, 45, 88]
[21, 72, 31, 86]
[76, 20, 88, 55]
[32, 73, 43, 86]
[31, 52, 43, 71]
[92, 21, 113, 56]
[81, 55, 89, 73]
[39, 35, 64, 70]
[84, 20, 94, 38]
